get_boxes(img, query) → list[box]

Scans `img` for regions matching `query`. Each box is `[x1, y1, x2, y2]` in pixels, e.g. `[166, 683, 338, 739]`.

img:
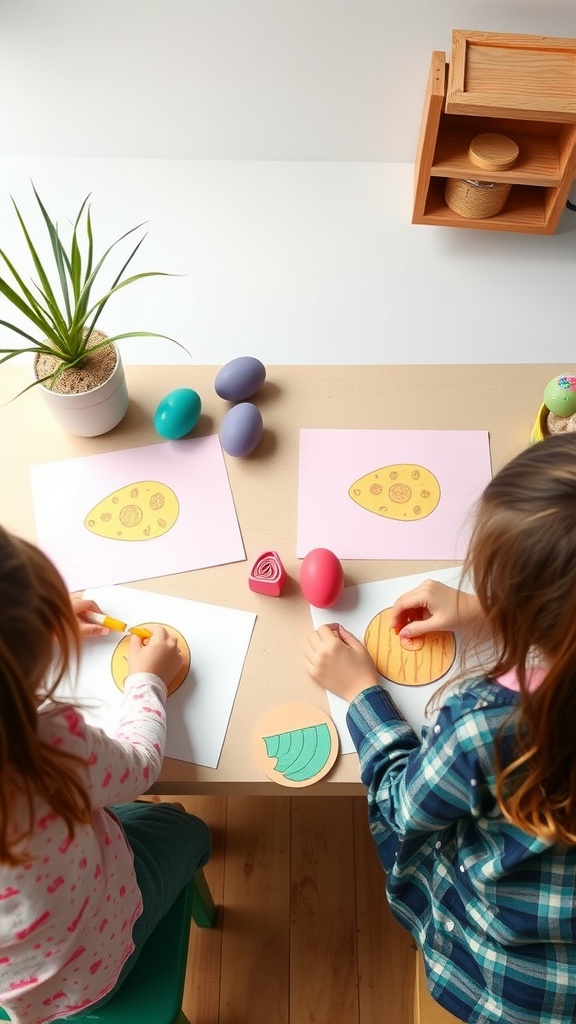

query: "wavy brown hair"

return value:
[0, 526, 92, 864]
[463, 433, 576, 845]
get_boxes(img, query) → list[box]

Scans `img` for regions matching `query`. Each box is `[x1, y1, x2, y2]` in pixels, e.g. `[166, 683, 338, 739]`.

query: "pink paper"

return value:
[30, 436, 245, 590]
[297, 429, 492, 560]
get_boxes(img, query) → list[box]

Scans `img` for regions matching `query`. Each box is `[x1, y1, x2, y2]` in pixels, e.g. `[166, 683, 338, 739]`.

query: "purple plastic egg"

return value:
[220, 402, 263, 457]
[215, 356, 266, 402]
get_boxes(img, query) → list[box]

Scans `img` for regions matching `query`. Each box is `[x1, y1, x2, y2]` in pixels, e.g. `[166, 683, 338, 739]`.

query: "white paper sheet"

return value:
[309, 566, 477, 755]
[56, 585, 256, 769]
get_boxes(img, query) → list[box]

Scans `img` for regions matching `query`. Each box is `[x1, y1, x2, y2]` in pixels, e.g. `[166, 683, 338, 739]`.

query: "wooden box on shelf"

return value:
[446, 30, 576, 122]
[413, 31, 576, 234]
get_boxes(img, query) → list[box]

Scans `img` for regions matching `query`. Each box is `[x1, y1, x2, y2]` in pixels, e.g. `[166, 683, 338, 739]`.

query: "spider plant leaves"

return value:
[96, 330, 189, 355]
[84, 272, 173, 326]
[0, 273, 64, 348]
[71, 201, 94, 311]
[10, 196, 71, 333]
[68, 222, 148, 339]
[0, 342, 60, 363]
[0, 185, 184, 394]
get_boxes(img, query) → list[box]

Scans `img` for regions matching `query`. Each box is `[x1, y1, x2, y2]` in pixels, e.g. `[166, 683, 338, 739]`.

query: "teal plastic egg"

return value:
[154, 388, 202, 439]
[543, 375, 576, 417]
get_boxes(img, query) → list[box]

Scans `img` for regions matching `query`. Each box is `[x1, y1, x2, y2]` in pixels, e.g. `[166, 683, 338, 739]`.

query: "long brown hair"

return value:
[0, 526, 92, 864]
[464, 433, 576, 845]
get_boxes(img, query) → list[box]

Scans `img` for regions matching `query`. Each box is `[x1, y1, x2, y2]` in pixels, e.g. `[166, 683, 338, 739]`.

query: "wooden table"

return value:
[0, 362, 566, 793]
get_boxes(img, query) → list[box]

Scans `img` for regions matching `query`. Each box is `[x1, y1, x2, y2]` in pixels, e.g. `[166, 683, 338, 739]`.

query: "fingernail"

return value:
[399, 628, 410, 639]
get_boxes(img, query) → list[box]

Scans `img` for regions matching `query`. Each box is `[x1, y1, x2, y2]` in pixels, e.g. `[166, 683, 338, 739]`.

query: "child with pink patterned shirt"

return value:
[0, 527, 211, 1024]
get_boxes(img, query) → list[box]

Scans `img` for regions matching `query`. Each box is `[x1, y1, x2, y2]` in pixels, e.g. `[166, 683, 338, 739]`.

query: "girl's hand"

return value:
[127, 624, 183, 691]
[305, 624, 379, 703]
[391, 580, 483, 640]
[70, 594, 110, 638]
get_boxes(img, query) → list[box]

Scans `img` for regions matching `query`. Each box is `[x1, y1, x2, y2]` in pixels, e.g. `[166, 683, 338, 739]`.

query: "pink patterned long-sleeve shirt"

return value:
[0, 672, 167, 1024]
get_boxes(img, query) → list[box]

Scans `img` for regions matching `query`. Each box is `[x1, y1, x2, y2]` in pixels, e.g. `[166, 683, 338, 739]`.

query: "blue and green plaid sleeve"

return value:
[346, 684, 488, 837]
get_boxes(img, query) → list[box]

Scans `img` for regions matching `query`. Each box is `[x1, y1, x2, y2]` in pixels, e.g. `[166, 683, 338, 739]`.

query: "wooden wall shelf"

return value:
[413, 33, 576, 234]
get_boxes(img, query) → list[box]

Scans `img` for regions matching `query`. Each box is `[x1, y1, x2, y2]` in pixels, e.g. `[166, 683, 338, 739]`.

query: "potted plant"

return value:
[0, 185, 183, 436]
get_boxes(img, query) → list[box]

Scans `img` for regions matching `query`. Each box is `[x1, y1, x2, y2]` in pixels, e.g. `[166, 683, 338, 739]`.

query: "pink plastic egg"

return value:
[299, 548, 344, 608]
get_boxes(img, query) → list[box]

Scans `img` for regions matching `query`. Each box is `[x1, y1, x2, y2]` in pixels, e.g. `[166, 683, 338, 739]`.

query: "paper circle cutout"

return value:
[111, 623, 190, 696]
[253, 703, 339, 788]
[364, 607, 456, 687]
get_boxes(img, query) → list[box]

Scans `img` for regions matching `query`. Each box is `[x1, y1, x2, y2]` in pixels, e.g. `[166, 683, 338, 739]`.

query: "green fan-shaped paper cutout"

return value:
[263, 723, 332, 782]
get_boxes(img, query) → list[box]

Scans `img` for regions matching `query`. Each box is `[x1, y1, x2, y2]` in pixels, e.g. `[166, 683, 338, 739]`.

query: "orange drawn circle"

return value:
[364, 607, 456, 687]
[111, 623, 190, 696]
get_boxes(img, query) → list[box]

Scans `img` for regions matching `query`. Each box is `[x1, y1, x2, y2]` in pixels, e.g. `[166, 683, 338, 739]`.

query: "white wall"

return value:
[1, 155, 574, 366]
[1, 0, 575, 162]
[1, 4, 575, 367]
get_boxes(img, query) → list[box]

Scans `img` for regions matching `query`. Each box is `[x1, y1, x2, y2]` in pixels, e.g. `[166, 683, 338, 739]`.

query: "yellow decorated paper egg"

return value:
[84, 481, 179, 541]
[349, 464, 440, 521]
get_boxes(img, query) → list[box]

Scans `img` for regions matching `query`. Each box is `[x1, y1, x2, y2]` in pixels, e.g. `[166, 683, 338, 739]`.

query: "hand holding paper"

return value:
[304, 623, 379, 703]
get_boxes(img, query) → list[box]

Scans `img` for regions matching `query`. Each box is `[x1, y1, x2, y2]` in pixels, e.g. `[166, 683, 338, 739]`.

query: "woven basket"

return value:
[445, 178, 511, 219]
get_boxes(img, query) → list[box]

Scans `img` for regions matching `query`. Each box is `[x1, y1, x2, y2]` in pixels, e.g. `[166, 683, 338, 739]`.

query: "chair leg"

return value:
[190, 866, 217, 928]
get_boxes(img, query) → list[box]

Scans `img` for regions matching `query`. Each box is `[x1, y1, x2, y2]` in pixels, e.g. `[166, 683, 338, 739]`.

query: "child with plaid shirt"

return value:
[306, 434, 576, 1024]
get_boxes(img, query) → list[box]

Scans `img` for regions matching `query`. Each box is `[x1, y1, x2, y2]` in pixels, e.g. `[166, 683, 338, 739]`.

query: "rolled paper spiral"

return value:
[249, 550, 286, 597]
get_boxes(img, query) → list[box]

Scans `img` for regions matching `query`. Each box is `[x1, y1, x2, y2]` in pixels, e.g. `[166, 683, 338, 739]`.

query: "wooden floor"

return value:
[148, 794, 418, 1024]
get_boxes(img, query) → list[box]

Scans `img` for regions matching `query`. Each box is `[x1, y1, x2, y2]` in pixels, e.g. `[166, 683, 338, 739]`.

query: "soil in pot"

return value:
[35, 330, 116, 393]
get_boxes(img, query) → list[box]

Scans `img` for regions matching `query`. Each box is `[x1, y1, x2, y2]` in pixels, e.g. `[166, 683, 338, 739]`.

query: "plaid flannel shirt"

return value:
[347, 678, 576, 1024]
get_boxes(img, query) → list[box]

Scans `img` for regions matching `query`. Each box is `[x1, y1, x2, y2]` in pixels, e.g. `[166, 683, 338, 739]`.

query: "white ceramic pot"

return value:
[36, 343, 129, 437]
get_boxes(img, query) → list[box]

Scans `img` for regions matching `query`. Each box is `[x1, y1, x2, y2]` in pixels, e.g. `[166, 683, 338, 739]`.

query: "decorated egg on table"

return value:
[215, 356, 266, 402]
[220, 402, 263, 456]
[154, 388, 202, 439]
[299, 548, 344, 608]
[543, 375, 576, 417]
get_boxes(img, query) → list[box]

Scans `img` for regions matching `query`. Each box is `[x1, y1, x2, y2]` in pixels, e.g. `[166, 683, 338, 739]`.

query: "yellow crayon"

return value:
[83, 611, 152, 640]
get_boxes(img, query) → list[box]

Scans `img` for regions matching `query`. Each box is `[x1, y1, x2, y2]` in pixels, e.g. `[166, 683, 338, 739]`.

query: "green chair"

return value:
[0, 866, 216, 1024]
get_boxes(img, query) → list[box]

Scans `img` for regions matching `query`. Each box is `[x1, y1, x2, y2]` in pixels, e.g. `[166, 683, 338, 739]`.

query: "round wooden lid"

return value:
[468, 133, 519, 171]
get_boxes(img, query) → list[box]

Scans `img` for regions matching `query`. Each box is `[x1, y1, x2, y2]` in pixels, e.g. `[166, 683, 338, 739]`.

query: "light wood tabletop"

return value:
[0, 362, 569, 793]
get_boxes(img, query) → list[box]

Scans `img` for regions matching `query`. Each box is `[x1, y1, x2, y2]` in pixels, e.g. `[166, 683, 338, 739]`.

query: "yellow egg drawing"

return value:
[84, 481, 179, 541]
[111, 623, 190, 696]
[348, 464, 440, 521]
